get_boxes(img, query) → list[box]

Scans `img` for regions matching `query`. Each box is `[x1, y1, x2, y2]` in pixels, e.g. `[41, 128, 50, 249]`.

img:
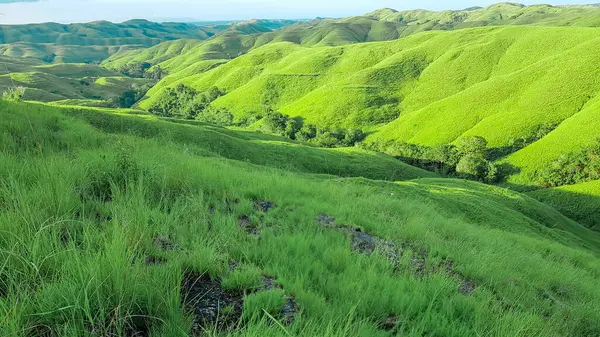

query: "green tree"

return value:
[456, 155, 488, 179]
[457, 136, 488, 158]
[262, 111, 288, 134]
[297, 124, 317, 141]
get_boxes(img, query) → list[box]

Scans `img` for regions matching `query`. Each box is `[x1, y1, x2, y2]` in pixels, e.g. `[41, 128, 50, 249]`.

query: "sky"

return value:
[0, 0, 599, 24]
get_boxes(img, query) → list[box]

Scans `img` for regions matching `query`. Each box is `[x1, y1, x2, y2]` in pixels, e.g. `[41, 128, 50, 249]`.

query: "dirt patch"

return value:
[181, 273, 244, 335]
[317, 214, 477, 295]
[145, 256, 167, 266]
[379, 315, 400, 332]
[238, 215, 259, 235]
[316, 214, 336, 226]
[228, 259, 240, 272]
[441, 260, 477, 296]
[153, 235, 179, 251]
[459, 279, 477, 296]
[261, 276, 299, 325]
[253, 200, 275, 213]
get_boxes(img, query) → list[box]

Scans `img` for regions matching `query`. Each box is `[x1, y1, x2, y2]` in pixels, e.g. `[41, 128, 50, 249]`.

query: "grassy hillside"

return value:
[2, 101, 600, 336]
[102, 39, 203, 70]
[0, 54, 152, 105]
[528, 181, 600, 232]
[0, 42, 130, 64]
[369, 3, 600, 28]
[136, 25, 600, 190]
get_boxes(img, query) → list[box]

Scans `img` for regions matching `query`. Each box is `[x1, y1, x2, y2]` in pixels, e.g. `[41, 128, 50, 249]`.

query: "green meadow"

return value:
[1, 101, 600, 337]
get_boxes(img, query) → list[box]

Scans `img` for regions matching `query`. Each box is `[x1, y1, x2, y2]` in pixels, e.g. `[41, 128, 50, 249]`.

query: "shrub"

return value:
[262, 111, 288, 134]
[2, 87, 26, 102]
[536, 139, 600, 187]
[148, 84, 224, 119]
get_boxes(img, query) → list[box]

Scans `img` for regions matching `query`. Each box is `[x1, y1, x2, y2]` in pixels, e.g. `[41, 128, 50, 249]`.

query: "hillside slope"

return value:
[528, 181, 600, 232]
[136, 25, 600, 189]
[0, 55, 153, 105]
[1, 101, 600, 336]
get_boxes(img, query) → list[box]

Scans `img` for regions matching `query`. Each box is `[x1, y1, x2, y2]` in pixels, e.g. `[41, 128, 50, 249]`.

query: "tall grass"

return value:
[1, 102, 599, 336]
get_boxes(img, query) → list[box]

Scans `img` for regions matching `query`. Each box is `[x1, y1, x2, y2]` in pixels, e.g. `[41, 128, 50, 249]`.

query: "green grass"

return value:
[528, 181, 600, 232]
[0, 55, 153, 103]
[57, 103, 436, 181]
[2, 100, 600, 336]
[136, 25, 600, 191]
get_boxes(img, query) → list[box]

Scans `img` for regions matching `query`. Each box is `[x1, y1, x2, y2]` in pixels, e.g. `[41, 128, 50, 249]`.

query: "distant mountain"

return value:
[367, 2, 600, 27]
[0, 20, 218, 46]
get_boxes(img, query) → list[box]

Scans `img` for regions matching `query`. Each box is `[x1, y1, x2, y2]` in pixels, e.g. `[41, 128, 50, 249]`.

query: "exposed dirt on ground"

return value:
[317, 214, 477, 295]
[181, 273, 244, 335]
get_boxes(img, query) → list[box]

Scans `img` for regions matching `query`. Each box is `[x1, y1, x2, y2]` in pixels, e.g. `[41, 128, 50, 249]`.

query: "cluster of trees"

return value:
[148, 84, 232, 124]
[261, 111, 366, 148]
[111, 82, 154, 108]
[536, 139, 600, 187]
[118, 62, 165, 81]
[364, 136, 501, 183]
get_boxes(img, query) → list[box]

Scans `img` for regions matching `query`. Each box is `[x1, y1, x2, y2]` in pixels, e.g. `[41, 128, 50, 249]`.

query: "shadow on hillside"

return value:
[160, 118, 295, 143]
[528, 188, 600, 232]
[396, 157, 522, 184]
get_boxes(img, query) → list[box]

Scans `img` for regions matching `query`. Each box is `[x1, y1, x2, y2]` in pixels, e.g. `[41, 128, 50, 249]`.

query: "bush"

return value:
[536, 139, 600, 187]
[119, 62, 151, 78]
[148, 84, 225, 119]
[457, 136, 488, 158]
[456, 155, 488, 179]
[2, 87, 26, 102]
[364, 136, 503, 183]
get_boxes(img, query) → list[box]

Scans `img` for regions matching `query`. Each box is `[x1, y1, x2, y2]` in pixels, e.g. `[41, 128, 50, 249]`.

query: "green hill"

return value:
[0, 57, 153, 105]
[135, 25, 600, 192]
[2, 100, 600, 336]
[528, 181, 600, 232]
[0, 20, 216, 46]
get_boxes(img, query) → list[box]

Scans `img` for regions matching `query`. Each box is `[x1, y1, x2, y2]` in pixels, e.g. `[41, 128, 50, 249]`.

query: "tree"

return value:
[297, 124, 317, 141]
[117, 90, 137, 108]
[262, 111, 288, 134]
[457, 136, 488, 158]
[120, 62, 151, 78]
[144, 65, 166, 81]
[456, 155, 488, 179]
[344, 128, 366, 146]
[206, 86, 224, 102]
[284, 119, 301, 139]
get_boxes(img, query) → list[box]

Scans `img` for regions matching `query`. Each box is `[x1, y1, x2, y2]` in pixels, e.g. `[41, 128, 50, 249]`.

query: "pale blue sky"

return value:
[0, 0, 598, 24]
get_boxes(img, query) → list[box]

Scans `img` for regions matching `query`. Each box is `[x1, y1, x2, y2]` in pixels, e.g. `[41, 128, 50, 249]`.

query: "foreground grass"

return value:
[1, 102, 600, 336]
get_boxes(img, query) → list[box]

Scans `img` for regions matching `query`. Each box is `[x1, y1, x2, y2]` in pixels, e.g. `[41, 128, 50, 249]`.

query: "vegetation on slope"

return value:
[2, 101, 600, 336]
[528, 181, 600, 232]
[134, 25, 600, 190]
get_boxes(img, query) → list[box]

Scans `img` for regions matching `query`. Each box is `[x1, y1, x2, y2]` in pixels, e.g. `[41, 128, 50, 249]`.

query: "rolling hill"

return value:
[0, 55, 153, 105]
[1, 100, 600, 336]
[134, 25, 600, 192]
[0, 19, 301, 64]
